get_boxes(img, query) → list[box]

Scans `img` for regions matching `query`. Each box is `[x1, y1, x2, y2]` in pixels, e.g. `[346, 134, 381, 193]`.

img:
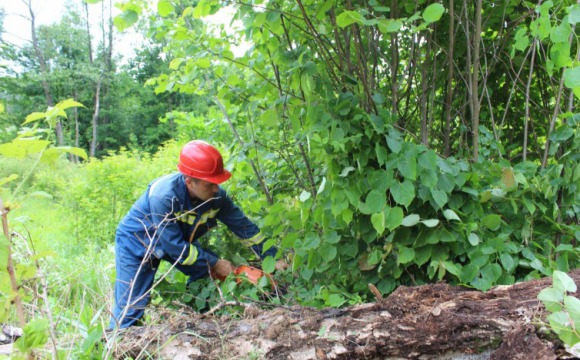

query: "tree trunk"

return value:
[390, 0, 399, 117]
[108, 270, 580, 360]
[444, 0, 455, 158]
[471, 0, 482, 162]
[25, 0, 64, 146]
[84, 1, 93, 64]
[90, 76, 102, 158]
[420, 29, 433, 146]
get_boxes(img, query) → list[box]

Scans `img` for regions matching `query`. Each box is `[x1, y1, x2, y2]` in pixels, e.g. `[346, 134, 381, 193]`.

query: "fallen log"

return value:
[107, 269, 580, 359]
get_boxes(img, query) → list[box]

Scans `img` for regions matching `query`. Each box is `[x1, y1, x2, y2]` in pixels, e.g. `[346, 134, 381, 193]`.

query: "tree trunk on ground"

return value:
[107, 270, 580, 360]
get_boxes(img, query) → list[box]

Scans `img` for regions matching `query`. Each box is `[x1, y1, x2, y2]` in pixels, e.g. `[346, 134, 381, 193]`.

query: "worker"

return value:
[109, 140, 289, 329]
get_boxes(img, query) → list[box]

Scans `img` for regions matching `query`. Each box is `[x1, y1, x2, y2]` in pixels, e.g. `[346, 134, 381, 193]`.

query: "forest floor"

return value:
[106, 269, 580, 360]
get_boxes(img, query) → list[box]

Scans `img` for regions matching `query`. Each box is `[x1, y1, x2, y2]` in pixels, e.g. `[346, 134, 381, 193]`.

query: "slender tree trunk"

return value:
[84, 2, 93, 64]
[522, 39, 537, 162]
[24, 0, 64, 146]
[471, 0, 482, 161]
[390, 0, 399, 116]
[90, 76, 102, 157]
[444, 0, 455, 157]
[420, 30, 433, 145]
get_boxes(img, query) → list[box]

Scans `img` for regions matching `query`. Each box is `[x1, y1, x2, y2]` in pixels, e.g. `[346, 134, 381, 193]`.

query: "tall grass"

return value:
[1, 141, 183, 358]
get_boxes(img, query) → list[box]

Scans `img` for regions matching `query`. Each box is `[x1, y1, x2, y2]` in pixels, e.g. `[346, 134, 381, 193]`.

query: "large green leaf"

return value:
[55, 99, 85, 111]
[378, 19, 403, 33]
[390, 180, 415, 207]
[385, 206, 404, 230]
[23, 112, 47, 125]
[0, 139, 51, 158]
[398, 152, 417, 180]
[564, 66, 580, 89]
[422, 3, 445, 23]
[553, 270, 577, 293]
[366, 189, 386, 212]
[401, 214, 420, 227]
[569, 4, 580, 25]
[549, 124, 574, 142]
[481, 214, 502, 231]
[430, 189, 448, 209]
[443, 209, 461, 222]
[371, 212, 386, 235]
[336, 11, 365, 27]
[398, 246, 415, 264]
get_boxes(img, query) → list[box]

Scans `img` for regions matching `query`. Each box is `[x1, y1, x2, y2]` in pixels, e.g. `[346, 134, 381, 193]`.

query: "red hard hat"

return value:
[177, 140, 232, 184]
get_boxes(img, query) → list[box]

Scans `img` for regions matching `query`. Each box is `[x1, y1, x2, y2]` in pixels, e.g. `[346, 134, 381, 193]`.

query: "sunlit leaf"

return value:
[421, 219, 439, 228]
[385, 206, 403, 231]
[157, 0, 175, 17]
[53, 146, 89, 160]
[553, 270, 577, 293]
[422, 3, 445, 23]
[564, 66, 580, 89]
[569, 4, 580, 25]
[443, 209, 461, 221]
[0, 139, 51, 158]
[339, 166, 355, 177]
[371, 212, 385, 235]
[56, 99, 85, 110]
[23, 112, 47, 125]
[401, 214, 420, 227]
[299, 190, 311, 202]
[336, 11, 365, 28]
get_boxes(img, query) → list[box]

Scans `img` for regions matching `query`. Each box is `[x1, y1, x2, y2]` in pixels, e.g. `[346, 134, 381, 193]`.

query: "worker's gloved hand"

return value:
[211, 259, 236, 278]
[275, 259, 290, 271]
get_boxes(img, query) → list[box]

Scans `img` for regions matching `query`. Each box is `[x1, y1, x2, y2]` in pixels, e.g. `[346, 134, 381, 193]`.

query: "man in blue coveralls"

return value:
[110, 140, 289, 329]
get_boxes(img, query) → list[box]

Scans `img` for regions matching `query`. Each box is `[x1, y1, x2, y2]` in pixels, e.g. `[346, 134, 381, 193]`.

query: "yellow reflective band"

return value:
[241, 232, 265, 247]
[182, 244, 198, 266]
[207, 209, 219, 218]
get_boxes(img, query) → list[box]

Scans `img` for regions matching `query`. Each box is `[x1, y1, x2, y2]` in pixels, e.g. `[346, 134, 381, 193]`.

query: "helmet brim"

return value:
[195, 169, 232, 185]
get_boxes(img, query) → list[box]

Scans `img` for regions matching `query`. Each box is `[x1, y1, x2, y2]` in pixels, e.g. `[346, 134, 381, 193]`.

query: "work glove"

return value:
[211, 259, 236, 279]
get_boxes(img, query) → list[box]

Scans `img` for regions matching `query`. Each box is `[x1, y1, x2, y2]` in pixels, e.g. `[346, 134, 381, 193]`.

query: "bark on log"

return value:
[108, 269, 580, 360]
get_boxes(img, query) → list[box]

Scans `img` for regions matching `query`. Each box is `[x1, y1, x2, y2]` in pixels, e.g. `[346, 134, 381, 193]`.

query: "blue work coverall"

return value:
[110, 172, 276, 328]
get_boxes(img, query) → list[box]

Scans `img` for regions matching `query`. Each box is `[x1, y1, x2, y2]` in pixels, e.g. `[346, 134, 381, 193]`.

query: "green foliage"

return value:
[112, 0, 580, 307]
[0, 102, 94, 359]
[3, 0, 580, 356]
[13, 319, 49, 353]
[538, 271, 580, 355]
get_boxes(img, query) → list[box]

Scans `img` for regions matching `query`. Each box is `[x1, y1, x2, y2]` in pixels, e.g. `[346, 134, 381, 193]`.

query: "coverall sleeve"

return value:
[148, 194, 218, 266]
[217, 192, 277, 259]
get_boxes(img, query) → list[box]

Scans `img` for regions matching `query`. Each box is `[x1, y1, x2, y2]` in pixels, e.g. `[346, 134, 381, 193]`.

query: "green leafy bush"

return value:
[538, 271, 580, 355]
